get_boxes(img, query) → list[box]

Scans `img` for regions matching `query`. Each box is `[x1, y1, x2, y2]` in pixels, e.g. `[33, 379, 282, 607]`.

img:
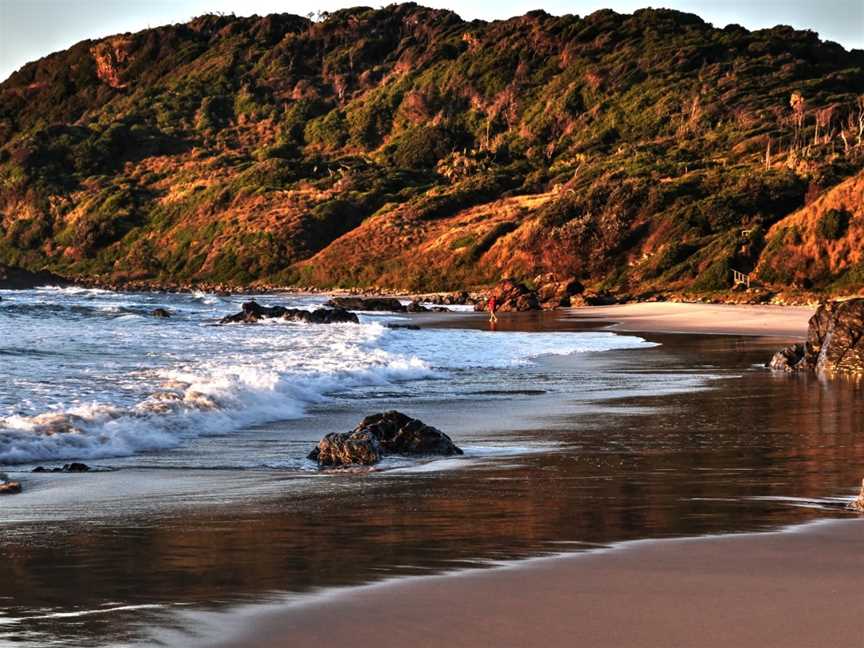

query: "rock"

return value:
[283, 307, 359, 324]
[309, 429, 384, 467]
[474, 278, 540, 312]
[151, 308, 171, 318]
[848, 479, 864, 512]
[405, 300, 429, 313]
[768, 299, 864, 376]
[534, 275, 584, 308]
[220, 300, 359, 324]
[32, 462, 91, 473]
[325, 297, 406, 312]
[308, 411, 463, 467]
[570, 290, 621, 307]
[0, 264, 70, 290]
[0, 481, 21, 495]
[385, 323, 421, 330]
[767, 343, 806, 371]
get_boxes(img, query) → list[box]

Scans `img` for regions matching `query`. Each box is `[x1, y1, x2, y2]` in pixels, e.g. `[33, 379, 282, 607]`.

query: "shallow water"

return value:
[1, 290, 862, 647]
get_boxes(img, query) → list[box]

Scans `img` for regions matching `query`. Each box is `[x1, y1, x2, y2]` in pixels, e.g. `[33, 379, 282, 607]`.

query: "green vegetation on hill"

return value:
[0, 4, 863, 293]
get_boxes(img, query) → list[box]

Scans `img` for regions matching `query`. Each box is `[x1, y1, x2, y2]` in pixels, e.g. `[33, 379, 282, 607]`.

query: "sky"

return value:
[1, 0, 862, 82]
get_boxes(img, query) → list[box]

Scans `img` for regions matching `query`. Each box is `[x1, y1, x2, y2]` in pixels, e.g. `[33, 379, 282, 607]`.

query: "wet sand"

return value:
[215, 518, 864, 648]
[565, 302, 814, 337]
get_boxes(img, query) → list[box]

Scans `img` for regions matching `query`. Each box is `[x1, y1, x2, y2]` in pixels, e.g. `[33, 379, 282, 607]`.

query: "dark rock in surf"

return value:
[405, 300, 429, 313]
[308, 411, 463, 467]
[32, 462, 91, 473]
[220, 300, 359, 324]
[767, 343, 806, 372]
[768, 299, 864, 376]
[325, 297, 406, 312]
[151, 308, 171, 318]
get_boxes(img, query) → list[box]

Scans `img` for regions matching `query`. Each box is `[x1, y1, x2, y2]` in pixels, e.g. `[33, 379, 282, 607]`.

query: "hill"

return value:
[1, 4, 863, 296]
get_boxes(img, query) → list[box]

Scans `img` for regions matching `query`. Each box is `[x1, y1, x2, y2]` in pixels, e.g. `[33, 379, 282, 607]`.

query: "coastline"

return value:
[208, 517, 864, 648]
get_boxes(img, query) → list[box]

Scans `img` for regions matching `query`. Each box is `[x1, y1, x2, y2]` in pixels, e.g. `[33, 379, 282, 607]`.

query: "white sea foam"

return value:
[0, 290, 657, 465]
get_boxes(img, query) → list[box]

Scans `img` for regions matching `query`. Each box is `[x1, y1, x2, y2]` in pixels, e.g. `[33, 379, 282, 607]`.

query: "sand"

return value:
[565, 302, 815, 337]
[213, 518, 864, 648]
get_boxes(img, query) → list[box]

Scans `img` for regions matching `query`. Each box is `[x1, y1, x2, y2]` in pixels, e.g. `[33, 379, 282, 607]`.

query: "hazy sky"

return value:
[1, 0, 862, 82]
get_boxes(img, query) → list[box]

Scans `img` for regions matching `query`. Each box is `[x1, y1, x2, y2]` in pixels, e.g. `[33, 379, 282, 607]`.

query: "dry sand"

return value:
[214, 518, 863, 648]
[566, 302, 815, 337]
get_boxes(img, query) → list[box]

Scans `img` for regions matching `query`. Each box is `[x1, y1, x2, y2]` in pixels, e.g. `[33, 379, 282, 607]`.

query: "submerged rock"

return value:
[220, 300, 359, 324]
[768, 299, 864, 376]
[325, 297, 406, 312]
[151, 308, 171, 318]
[848, 479, 864, 513]
[308, 411, 463, 467]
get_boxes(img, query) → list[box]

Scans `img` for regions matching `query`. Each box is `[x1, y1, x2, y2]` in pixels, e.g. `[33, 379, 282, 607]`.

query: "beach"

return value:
[2, 298, 863, 647]
[198, 302, 863, 648]
[212, 518, 864, 648]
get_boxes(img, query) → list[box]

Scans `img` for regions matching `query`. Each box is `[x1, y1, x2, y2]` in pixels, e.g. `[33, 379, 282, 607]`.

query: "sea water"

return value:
[0, 287, 655, 466]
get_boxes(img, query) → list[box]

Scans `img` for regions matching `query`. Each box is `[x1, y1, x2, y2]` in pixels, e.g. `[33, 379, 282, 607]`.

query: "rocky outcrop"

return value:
[570, 290, 625, 307]
[534, 274, 584, 308]
[767, 343, 806, 371]
[220, 300, 359, 324]
[412, 291, 474, 306]
[308, 411, 463, 467]
[90, 37, 134, 89]
[848, 479, 864, 512]
[768, 299, 864, 376]
[32, 462, 91, 473]
[0, 264, 69, 289]
[325, 297, 406, 312]
[474, 279, 540, 312]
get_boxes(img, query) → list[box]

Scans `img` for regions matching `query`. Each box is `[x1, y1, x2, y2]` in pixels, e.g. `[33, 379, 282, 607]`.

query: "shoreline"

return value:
[206, 516, 864, 648]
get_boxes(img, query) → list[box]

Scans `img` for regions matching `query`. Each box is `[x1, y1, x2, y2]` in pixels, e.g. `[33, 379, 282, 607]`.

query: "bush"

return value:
[817, 209, 851, 241]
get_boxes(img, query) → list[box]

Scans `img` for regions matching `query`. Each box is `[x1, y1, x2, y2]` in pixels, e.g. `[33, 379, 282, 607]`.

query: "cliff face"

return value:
[0, 4, 863, 293]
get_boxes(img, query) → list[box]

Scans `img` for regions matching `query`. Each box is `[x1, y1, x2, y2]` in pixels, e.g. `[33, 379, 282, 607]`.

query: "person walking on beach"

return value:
[487, 295, 498, 323]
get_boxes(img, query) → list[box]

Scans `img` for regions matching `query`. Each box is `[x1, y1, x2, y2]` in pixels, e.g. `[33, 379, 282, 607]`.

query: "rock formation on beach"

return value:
[308, 411, 463, 467]
[474, 278, 540, 312]
[0, 6, 862, 297]
[32, 463, 92, 473]
[325, 297, 407, 312]
[768, 299, 864, 375]
[220, 300, 359, 324]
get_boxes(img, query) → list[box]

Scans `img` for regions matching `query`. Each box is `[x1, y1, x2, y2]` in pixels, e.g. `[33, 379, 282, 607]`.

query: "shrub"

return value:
[817, 209, 851, 241]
